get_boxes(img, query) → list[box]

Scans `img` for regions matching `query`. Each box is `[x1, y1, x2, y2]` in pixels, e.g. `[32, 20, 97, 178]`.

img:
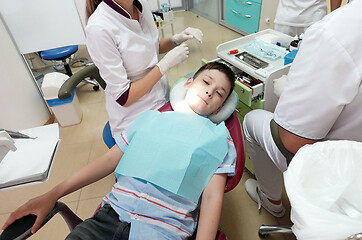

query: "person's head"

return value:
[86, 0, 102, 20]
[183, 62, 235, 116]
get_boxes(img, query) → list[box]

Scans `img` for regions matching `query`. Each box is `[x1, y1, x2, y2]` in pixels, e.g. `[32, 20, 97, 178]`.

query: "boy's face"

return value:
[184, 69, 231, 116]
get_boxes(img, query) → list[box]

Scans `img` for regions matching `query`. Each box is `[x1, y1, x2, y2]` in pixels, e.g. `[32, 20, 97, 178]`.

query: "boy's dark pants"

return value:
[66, 204, 130, 240]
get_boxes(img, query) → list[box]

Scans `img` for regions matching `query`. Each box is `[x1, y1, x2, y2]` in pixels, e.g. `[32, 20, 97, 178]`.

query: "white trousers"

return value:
[243, 109, 288, 201]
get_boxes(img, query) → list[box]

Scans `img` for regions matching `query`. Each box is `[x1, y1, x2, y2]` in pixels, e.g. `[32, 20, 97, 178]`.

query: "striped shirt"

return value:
[102, 124, 236, 239]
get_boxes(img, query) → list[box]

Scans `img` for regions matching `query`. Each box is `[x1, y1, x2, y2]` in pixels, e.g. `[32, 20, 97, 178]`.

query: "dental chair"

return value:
[0, 64, 246, 240]
[39, 46, 99, 91]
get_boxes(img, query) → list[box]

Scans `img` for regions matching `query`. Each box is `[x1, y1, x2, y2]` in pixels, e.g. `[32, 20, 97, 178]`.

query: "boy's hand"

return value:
[2, 193, 57, 234]
[171, 27, 203, 45]
[157, 43, 189, 75]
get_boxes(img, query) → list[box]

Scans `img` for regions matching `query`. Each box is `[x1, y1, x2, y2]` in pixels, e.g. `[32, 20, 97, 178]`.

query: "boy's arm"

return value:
[195, 173, 227, 240]
[2, 145, 124, 234]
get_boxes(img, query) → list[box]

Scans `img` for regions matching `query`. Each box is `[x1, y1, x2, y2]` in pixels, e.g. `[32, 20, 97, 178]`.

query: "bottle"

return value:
[169, 7, 174, 20]
[271, 37, 290, 49]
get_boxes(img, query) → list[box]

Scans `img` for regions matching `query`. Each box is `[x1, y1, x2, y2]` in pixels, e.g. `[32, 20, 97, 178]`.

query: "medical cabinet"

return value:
[220, 0, 279, 35]
[214, 29, 294, 173]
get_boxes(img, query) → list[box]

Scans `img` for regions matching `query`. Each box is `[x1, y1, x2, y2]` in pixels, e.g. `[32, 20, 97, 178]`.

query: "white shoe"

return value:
[245, 179, 286, 218]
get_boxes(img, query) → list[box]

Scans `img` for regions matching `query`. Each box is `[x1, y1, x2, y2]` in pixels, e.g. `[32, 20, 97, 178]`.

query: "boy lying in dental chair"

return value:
[2, 62, 237, 240]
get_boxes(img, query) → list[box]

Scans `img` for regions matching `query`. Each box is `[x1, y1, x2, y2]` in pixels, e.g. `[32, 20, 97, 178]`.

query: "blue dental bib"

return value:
[114, 110, 229, 203]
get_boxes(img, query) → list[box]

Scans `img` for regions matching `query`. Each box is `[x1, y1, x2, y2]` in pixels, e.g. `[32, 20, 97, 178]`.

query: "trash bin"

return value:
[284, 140, 362, 240]
[41, 72, 82, 127]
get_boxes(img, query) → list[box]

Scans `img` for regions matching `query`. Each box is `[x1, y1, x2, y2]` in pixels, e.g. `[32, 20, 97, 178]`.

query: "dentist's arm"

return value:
[2, 145, 124, 234]
[278, 126, 317, 154]
[330, 0, 343, 12]
[123, 44, 189, 107]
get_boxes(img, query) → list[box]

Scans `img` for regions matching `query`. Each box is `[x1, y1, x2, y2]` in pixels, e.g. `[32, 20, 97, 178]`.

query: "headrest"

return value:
[170, 77, 238, 123]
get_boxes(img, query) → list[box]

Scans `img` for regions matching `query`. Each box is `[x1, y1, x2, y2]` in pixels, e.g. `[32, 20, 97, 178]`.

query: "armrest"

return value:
[269, 119, 294, 166]
[224, 112, 245, 192]
[0, 202, 82, 240]
[58, 64, 106, 100]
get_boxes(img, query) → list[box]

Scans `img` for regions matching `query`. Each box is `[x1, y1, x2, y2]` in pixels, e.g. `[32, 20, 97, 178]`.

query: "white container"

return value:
[0, 130, 16, 164]
[41, 72, 82, 127]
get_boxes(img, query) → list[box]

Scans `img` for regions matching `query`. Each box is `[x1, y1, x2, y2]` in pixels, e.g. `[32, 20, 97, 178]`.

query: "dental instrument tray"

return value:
[216, 29, 294, 112]
[235, 51, 269, 69]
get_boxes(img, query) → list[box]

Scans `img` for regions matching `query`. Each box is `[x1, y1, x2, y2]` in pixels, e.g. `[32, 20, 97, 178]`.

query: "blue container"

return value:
[284, 49, 298, 65]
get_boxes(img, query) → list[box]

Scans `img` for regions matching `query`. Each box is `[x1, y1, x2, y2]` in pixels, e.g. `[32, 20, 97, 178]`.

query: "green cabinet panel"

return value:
[235, 99, 264, 174]
[234, 80, 253, 107]
[224, 0, 261, 34]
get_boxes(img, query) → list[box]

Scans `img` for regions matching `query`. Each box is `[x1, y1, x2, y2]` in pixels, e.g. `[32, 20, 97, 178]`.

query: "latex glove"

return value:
[171, 27, 203, 45]
[273, 75, 287, 98]
[157, 43, 189, 75]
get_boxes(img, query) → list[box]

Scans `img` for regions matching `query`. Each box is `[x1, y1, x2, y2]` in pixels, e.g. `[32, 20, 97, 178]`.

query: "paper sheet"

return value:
[0, 123, 60, 189]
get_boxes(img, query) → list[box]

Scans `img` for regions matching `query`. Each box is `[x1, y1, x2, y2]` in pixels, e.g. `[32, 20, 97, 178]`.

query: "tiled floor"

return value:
[0, 11, 296, 240]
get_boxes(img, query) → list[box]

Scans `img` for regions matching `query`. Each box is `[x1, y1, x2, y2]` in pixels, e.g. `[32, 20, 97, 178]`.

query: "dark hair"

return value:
[193, 62, 235, 98]
[86, 0, 102, 21]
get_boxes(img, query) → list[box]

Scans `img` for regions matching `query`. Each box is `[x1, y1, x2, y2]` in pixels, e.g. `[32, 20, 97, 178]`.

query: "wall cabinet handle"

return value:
[231, 9, 251, 18]
[237, 0, 253, 5]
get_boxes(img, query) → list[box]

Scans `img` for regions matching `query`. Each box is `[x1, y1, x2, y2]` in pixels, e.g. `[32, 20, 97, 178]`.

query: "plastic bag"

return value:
[244, 39, 287, 60]
[284, 140, 362, 240]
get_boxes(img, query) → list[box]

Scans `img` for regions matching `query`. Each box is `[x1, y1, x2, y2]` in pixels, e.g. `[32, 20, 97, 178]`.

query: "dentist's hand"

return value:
[171, 27, 203, 45]
[157, 43, 189, 75]
[273, 75, 287, 98]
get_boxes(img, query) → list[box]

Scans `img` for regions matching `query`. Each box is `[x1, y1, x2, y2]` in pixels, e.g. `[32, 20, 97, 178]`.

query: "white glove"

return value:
[157, 43, 189, 75]
[273, 75, 287, 98]
[171, 27, 203, 45]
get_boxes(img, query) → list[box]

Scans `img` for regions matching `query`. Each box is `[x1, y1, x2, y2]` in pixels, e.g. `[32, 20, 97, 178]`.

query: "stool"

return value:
[102, 121, 116, 149]
[40, 45, 99, 91]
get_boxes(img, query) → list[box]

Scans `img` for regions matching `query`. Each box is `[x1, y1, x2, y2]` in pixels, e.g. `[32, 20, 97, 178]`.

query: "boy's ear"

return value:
[183, 77, 193, 89]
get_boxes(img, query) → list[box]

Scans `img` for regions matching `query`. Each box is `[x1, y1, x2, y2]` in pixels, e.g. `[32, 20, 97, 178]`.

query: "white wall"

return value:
[0, 17, 51, 130]
[0, 0, 86, 54]
[74, 0, 87, 27]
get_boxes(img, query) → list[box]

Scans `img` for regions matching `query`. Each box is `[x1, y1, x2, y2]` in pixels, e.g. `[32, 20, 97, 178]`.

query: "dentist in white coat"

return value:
[244, 1, 362, 217]
[85, 0, 203, 135]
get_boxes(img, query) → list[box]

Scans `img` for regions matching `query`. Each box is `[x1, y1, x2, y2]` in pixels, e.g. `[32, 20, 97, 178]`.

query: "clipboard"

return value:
[0, 124, 60, 190]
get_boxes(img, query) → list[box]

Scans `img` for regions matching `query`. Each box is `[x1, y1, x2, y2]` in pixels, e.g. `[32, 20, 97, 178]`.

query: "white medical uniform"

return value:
[85, 0, 168, 135]
[244, 0, 362, 201]
[274, 0, 327, 36]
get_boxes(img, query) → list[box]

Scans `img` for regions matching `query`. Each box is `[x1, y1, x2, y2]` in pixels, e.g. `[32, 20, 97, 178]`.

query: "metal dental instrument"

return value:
[0, 129, 37, 139]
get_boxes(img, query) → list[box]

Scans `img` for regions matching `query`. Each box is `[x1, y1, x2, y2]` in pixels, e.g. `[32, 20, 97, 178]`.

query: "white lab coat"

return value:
[274, 0, 327, 27]
[86, 0, 168, 135]
[275, 0, 362, 142]
[274, 0, 327, 36]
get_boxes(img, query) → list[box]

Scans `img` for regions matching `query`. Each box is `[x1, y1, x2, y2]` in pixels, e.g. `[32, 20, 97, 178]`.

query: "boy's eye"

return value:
[203, 80, 209, 85]
[217, 91, 223, 97]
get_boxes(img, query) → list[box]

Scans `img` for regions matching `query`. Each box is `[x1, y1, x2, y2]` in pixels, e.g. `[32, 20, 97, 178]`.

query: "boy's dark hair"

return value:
[193, 62, 235, 98]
